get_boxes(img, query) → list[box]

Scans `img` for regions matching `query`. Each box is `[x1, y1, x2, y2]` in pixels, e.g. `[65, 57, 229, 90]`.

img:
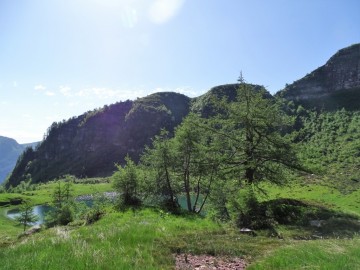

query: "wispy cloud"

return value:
[34, 84, 56, 96]
[59, 86, 149, 101]
[45, 91, 56, 96]
[148, 0, 185, 24]
[59, 86, 72, 97]
[13, 81, 18, 87]
[174, 87, 198, 97]
[76, 87, 148, 100]
[57, 85, 198, 105]
[153, 86, 198, 97]
[34, 84, 46, 91]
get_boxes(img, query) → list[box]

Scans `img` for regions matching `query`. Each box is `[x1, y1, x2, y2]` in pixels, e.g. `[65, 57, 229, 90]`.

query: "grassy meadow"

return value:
[0, 178, 359, 269]
[0, 179, 113, 243]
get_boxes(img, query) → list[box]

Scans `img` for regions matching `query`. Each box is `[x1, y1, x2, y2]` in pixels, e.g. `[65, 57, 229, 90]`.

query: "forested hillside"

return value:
[296, 109, 360, 192]
[6, 92, 190, 187]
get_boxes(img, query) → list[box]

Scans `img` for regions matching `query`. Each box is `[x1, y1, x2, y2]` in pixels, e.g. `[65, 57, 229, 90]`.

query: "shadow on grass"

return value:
[261, 198, 360, 239]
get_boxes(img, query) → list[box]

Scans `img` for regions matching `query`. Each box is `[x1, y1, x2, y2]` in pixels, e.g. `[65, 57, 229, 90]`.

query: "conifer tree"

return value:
[16, 201, 38, 232]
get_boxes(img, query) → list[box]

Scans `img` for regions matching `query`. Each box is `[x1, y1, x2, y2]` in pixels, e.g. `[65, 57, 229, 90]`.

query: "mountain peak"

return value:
[324, 43, 360, 91]
[278, 43, 360, 110]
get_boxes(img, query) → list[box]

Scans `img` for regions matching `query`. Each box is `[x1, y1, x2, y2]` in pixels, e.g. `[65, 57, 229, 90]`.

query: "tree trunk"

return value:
[164, 163, 176, 208]
[184, 170, 192, 211]
[245, 167, 255, 184]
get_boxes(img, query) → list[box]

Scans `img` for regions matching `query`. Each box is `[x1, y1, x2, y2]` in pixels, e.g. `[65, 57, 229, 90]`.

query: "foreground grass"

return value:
[1, 178, 360, 269]
[0, 209, 223, 269]
[249, 238, 360, 270]
[1, 208, 359, 269]
[0, 208, 20, 245]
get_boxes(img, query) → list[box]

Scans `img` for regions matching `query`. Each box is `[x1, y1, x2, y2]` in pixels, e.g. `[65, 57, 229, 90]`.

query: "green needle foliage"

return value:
[112, 155, 142, 209]
[15, 201, 38, 232]
[216, 79, 302, 186]
[46, 177, 75, 227]
[140, 129, 180, 211]
[141, 114, 222, 213]
[199, 79, 304, 226]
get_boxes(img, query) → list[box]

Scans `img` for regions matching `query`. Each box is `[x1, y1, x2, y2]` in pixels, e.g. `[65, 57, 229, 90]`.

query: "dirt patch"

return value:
[175, 254, 247, 270]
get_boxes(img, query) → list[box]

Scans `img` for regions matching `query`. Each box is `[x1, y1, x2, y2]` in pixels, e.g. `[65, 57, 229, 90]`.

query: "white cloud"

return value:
[34, 84, 46, 91]
[74, 87, 147, 100]
[148, 0, 185, 24]
[45, 91, 56, 96]
[59, 86, 72, 97]
[152, 86, 198, 97]
[174, 87, 199, 97]
[13, 81, 18, 87]
[58, 84, 198, 104]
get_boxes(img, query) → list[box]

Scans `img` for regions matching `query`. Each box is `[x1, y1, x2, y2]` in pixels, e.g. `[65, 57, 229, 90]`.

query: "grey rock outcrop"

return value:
[278, 43, 360, 110]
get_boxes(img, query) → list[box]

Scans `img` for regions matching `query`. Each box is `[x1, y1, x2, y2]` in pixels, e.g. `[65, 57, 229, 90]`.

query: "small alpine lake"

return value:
[6, 205, 53, 225]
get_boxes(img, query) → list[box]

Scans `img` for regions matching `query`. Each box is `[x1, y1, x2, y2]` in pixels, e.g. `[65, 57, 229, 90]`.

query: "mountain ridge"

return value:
[5, 43, 360, 187]
[277, 43, 360, 110]
[0, 136, 38, 184]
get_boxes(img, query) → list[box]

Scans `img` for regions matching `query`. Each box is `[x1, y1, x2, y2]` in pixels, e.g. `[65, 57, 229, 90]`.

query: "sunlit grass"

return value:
[248, 238, 360, 270]
[1, 178, 360, 269]
[0, 207, 20, 245]
[2, 208, 359, 269]
[0, 180, 113, 206]
[0, 209, 222, 270]
[258, 182, 360, 216]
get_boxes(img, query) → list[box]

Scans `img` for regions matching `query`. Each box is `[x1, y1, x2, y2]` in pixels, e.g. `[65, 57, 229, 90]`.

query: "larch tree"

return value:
[218, 80, 301, 186]
[16, 201, 38, 232]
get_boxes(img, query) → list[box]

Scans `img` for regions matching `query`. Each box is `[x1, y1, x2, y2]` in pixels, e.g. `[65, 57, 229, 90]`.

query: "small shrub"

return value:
[57, 205, 74, 225]
[84, 208, 104, 225]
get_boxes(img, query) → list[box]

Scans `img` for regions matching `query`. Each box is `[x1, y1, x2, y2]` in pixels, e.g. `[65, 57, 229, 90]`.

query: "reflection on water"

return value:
[6, 205, 53, 225]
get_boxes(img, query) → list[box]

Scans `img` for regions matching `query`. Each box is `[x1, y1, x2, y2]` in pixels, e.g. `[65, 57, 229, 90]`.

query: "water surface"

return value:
[7, 205, 53, 225]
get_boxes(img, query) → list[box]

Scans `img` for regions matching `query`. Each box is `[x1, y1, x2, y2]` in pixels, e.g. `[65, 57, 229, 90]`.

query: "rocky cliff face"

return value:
[278, 43, 360, 110]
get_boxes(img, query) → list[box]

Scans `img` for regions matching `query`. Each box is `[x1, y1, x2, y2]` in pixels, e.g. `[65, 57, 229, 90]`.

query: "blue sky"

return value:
[0, 0, 359, 143]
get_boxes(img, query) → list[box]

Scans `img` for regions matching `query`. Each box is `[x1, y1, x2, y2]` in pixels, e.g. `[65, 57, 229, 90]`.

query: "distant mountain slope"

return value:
[7, 92, 191, 187]
[191, 83, 272, 117]
[0, 136, 38, 184]
[6, 84, 269, 187]
[277, 43, 360, 110]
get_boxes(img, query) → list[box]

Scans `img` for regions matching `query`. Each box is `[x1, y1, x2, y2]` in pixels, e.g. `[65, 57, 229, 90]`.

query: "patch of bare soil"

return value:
[175, 254, 247, 270]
